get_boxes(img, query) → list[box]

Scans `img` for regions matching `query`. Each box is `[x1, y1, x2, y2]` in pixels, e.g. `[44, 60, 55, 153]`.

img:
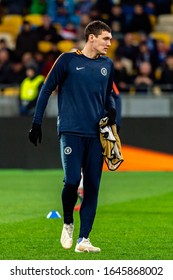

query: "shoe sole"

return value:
[61, 244, 73, 249]
[75, 248, 101, 253]
[60, 239, 73, 249]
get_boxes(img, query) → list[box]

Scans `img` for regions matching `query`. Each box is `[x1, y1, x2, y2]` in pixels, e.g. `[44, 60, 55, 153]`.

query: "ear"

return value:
[88, 34, 95, 42]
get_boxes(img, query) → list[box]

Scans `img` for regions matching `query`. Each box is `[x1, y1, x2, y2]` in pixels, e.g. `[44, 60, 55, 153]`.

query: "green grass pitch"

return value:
[0, 169, 173, 260]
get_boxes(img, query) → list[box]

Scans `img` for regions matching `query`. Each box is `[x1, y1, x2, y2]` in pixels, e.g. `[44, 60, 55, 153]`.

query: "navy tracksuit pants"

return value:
[60, 133, 103, 239]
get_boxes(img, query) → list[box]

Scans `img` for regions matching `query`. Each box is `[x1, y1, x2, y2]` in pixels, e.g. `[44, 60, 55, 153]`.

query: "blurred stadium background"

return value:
[0, 1, 173, 170]
[1, 0, 173, 261]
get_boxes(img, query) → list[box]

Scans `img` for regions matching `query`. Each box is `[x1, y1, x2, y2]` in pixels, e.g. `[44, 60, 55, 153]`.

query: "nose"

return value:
[107, 40, 111, 47]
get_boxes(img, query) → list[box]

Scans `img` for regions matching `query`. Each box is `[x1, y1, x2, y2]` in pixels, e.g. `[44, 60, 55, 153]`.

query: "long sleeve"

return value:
[33, 53, 68, 124]
[105, 63, 116, 112]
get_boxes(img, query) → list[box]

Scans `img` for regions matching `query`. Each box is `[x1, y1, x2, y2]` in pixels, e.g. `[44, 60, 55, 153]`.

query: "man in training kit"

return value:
[74, 82, 122, 211]
[29, 20, 116, 253]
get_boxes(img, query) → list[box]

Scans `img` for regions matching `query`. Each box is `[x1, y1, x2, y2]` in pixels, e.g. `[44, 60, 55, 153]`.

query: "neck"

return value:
[81, 45, 99, 59]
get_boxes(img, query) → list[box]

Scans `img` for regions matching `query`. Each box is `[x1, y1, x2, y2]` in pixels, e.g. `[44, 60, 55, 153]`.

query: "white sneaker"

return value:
[75, 238, 101, 253]
[60, 223, 74, 249]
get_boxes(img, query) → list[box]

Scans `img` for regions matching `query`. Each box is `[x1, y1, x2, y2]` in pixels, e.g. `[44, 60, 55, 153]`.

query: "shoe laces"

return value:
[65, 224, 73, 238]
[83, 238, 91, 245]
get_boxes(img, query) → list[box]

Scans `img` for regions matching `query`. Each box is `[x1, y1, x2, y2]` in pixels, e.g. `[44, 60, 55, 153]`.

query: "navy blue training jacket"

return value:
[33, 50, 116, 136]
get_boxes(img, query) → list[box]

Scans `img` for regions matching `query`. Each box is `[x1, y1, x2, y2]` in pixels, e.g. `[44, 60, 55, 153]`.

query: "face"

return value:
[26, 68, 35, 78]
[139, 62, 151, 75]
[90, 30, 112, 55]
[166, 56, 173, 68]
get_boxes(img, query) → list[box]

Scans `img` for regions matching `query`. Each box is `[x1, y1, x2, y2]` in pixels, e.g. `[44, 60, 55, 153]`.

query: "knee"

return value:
[64, 177, 81, 190]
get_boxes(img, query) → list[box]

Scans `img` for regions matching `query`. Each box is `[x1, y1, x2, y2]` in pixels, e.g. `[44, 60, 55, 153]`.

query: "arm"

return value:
[33, 53, 67, 125]
[29, 53, 68, 146]
[105, 63, 116, 112]
[112, 81, 121, 132]
[104, 63, 117, 125]
[114, 90, 122, 133]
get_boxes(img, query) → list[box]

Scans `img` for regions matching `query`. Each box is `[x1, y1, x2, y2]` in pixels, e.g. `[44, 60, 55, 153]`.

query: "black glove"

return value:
[28, 123, 42, 146]
[106, 108, 116, 125]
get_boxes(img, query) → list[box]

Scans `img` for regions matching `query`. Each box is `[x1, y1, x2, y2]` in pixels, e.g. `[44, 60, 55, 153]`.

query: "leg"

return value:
[79, 137, 103, 238]
[74, 171, 84, 211]
[60, 134, 83, 224]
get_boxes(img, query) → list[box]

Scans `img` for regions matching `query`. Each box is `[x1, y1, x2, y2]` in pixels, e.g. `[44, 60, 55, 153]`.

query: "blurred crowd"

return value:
[0, 0, 173, 98]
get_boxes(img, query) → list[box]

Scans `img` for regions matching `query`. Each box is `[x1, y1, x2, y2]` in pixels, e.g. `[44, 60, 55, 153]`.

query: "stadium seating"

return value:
[1, 14, 23, 27]
[57, 40, 75, 53]
[24, 14, 43, 27]
[154, 14, 173, 40]
[157, 14, 173, 25]
[0, 14, 23, 38]
[37, 41, 53, 53]
[149, 15, 157, 32]
[150, 32, 171, 47]
[2, 86, 20, 96]
[106, 39, 119, 59]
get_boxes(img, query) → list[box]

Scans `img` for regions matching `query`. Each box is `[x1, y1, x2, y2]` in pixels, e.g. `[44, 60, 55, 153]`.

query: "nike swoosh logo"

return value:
[76, 67, 85, 70]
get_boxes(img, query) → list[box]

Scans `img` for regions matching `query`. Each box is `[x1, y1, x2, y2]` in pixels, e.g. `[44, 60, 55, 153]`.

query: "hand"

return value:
[106, 108, 116, 125]
[28, 123, 42, 146]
